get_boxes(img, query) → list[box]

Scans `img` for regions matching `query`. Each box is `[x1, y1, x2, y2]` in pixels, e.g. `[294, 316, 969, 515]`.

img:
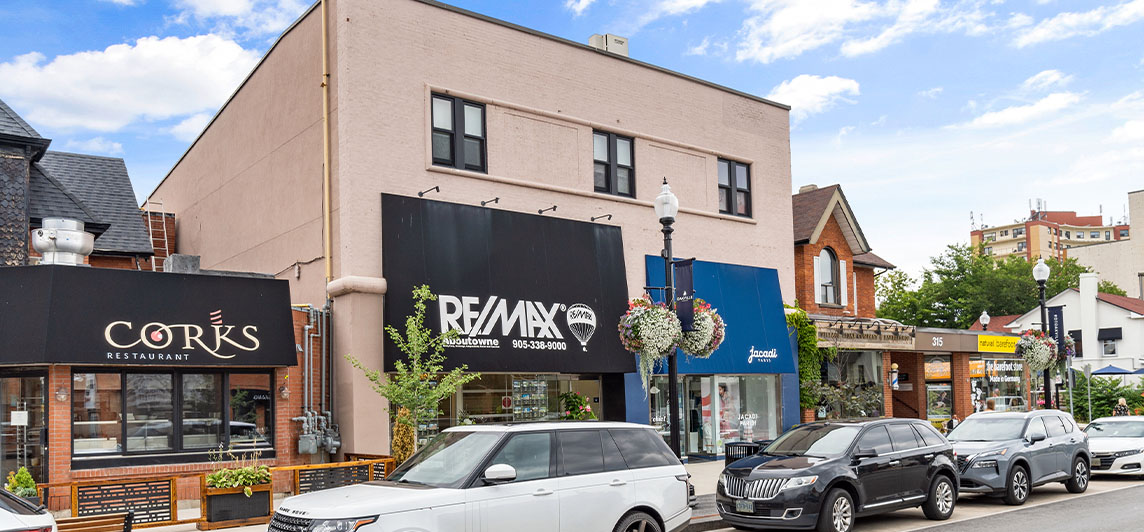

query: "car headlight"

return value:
[974, 449, 1008, 460]
[719, 473, 726, 486]
[1112, 449, 1144, 458]
[972, 460, 998, 469]
[309, 517, 378, 532]
[781, 475, 818, 491]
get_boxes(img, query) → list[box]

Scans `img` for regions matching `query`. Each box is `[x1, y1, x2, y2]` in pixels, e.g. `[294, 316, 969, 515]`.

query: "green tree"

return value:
[346, 285, 479, 453]
[876, 244, 1127, 328]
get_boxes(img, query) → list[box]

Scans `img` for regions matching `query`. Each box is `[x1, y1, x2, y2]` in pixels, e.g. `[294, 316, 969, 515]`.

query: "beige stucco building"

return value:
[149, 0, 795, 455]
[1071, 190, 1144, 299]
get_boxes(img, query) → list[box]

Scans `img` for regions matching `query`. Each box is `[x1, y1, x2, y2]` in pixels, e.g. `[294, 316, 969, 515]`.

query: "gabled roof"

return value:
[37, 151, 152, 255]
[853, 251, 894, 269]
[791, 184, 871, 255]
[968, 314, 1022, 332]
[1092, 290, 1144, 315]
[0, 98, 41, 139]
[27, 163, 109, 236]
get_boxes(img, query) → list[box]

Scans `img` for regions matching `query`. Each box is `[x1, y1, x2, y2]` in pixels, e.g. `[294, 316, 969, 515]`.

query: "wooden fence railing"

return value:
[36, 457, 395, 529]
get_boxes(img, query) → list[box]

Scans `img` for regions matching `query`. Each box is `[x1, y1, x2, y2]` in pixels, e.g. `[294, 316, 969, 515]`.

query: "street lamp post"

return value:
[654, 178, 681, 457]
[979, 310, 991, 331]
[1033, 258, 1051, 409]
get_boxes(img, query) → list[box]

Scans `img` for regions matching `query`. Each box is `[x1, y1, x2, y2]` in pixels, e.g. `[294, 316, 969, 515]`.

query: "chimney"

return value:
[798, 184, 819, 193]
[0, 145, 32, 265]
[1079, 272, 1099, 360]
[31, 218, 94, 266]
[588, 34, 629, 57]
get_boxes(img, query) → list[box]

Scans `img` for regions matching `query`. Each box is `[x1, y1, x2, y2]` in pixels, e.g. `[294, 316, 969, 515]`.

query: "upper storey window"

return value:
[432, 94, 486, 173]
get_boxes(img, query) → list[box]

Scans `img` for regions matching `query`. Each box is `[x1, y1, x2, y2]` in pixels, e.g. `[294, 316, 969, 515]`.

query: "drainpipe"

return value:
[321, 0, 333, 286]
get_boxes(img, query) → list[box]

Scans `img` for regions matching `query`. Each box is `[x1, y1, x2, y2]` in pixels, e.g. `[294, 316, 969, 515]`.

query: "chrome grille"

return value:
[723, 475, 788, 500]
[269, 513, 311, 532]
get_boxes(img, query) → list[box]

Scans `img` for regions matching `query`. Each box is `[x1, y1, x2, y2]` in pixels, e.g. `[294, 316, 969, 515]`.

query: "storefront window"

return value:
[229, 373, 272, 447]
[715, 375, 781, 443]
[71, 370, 274, 459]
[924, 355, 952, 427]
[72, 373, 122, 455]
[126, 374, 174, 451]
[434, 374, 602, 443]
[984, 357, 1027, 412]
[649, 374, 782, 457]
[819, 350, 885, 419]
[182, 374, 222, 449]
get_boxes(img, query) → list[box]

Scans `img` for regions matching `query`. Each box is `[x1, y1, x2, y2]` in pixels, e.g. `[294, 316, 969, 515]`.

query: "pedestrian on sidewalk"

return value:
[1113, 398, 1130, 416]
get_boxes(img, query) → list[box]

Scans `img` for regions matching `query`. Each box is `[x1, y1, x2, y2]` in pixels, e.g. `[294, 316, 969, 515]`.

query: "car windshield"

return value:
[763, 424, 861, 457]
[387, 431, 503, 488]
[948, 417, 1025, 441]
[1085, 421, 1144, 438]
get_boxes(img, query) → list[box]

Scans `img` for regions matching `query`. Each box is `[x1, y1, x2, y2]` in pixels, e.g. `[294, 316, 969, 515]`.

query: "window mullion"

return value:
[120, 373, 128, 455]
[608, 134, 618, 195]
[223, 372, 231, 448]
[453, 99, 464, 169]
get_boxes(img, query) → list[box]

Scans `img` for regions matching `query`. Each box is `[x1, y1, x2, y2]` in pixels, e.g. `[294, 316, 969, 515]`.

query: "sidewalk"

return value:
[685, 459, 727, 530]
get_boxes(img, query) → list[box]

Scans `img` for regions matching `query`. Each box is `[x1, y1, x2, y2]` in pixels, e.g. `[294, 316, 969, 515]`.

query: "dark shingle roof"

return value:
[0, 98, 41, 139]
[791, 184, 841, 243]
[37, 152, 152, 255]
[27, 162, 109, 236]
[852, 251, 895, 269]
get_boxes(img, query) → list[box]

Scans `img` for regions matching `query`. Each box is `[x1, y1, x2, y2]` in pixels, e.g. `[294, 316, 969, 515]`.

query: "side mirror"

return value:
[482, 463, 517, 485]
[853, 447, 878, 459]
[1026, 430, 1046, 443]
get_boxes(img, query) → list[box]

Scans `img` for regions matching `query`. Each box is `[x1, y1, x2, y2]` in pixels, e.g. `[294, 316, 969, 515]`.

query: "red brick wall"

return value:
[889, 352, 925, 419]
[44, 307, 326, 510]
[794, 215, 864, 316]
[951, 353, 972, 420]
[882, 351, 893, 417]
[854, 267, 876, 319]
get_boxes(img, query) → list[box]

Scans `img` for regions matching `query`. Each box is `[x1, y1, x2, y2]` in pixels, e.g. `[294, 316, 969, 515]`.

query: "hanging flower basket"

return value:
[678, 298, 726, 358]
[1016, 329, 1058, 372]
[618, 297, 682, 392]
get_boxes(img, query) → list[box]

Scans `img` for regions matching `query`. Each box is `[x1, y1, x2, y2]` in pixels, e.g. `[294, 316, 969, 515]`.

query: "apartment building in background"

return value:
[1071, 190, 1143, 299]
[970, 202, 1129, 261]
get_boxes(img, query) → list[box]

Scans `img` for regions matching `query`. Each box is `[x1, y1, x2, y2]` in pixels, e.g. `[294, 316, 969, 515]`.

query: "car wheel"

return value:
[1003, 464, 1030, 505]
[922, 475, 956, 520]
[613, 511, 662, 532]
[1065, 457, 1089, 493]
[816, 488, 855, 532]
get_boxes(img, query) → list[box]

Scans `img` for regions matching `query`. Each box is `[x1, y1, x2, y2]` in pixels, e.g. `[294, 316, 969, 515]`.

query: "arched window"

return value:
[816, 248, 842, 305]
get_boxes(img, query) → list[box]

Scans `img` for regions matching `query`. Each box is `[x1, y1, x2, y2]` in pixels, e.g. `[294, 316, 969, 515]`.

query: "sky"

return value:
[0, 0, 1141, 276]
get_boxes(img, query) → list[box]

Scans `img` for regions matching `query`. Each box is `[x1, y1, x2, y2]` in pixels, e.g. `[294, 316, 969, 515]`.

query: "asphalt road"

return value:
[707, 477, 1144, 532]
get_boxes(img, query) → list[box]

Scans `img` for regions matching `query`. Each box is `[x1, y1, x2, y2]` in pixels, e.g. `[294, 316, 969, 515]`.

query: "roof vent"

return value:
[798, 184, 819, 193]
[589, 34, 629, 57]
[32, 218, 94, 266]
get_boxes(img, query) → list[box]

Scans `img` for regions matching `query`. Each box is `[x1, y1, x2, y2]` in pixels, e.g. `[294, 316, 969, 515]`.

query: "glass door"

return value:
[0, 375, 47, 484]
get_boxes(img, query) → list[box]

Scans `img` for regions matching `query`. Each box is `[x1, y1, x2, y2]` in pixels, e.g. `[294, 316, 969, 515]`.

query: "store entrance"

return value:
[0, 375, 47, 484]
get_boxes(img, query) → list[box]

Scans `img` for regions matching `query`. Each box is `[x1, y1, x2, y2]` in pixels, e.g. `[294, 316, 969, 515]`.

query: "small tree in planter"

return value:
[347, 285, 480, 458]
[199, 446, 272, 529]
[5, 467, 37, 504]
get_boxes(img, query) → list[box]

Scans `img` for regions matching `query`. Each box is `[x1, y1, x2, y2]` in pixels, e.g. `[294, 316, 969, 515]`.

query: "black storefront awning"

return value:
[1098, 327, 1123, 341]
[0, 265, 295, 366]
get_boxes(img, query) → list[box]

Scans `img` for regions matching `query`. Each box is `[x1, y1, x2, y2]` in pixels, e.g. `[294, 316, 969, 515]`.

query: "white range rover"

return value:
[271, 422, 692, 532]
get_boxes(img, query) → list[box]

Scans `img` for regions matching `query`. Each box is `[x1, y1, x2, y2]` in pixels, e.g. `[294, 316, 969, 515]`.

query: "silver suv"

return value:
[947, 409, 1090, 505]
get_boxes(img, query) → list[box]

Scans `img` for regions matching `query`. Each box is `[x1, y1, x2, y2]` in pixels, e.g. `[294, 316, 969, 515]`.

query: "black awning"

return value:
[1098, 328, 1123, 341]
[0, 265, 296, 366]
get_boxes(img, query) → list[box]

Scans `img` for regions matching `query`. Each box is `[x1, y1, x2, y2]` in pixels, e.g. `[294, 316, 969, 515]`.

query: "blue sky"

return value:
[1, 0, 1142, 275]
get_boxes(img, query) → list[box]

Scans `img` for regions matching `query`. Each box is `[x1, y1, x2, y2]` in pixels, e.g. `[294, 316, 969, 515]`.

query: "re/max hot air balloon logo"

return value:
[438, 295, 597, 352]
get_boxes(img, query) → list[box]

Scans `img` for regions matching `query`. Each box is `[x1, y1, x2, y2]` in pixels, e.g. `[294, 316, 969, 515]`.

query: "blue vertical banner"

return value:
[1047, 305, 1066, 355]
[674, 258, 695, 332]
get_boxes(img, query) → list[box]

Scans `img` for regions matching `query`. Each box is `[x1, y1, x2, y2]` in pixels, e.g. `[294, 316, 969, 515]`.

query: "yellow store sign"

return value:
[978, 335, 1018, 354]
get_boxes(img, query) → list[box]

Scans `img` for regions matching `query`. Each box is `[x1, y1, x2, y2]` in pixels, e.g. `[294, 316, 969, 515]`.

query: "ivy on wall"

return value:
[785, 304, 835, 410]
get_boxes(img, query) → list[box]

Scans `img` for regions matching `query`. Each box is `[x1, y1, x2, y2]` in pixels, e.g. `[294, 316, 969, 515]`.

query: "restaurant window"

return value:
[593, 131, 635, 197]
[431, 94, 486, 172]
[72, 370, 273, 459]
[718, 159, 751, 217]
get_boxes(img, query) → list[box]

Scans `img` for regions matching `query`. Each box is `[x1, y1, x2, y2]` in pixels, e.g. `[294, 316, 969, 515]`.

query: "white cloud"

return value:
[835, 125, 856, 143]
[564, 0, 596, 16]
[766, 74, 861, 123]
[735, 0, 993, 63]
[172, 0, 309, 39]
[1021, 69, 1073, 91]
[1110, 120, 1144, 143]
[871, 114, 888, 126]
[168, 112, 213, 142]
[685, 37, 711, 56]
[0, 35, 260, 132]
[955, 92, 1082, 128]
[100, 0, 143, 5]
[1014, 0, 1144, 47]
[658, 0, 722, 15]
[918, 86, 944, 98]
[63, 137, 124, 155]
[626, 0, 722, 33]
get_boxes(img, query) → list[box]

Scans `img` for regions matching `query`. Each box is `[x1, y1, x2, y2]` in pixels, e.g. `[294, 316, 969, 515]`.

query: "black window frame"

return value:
[431, 93, 486, 173]
[856, 425, 893, 455]
[718, 159, 752, 217]
[70, 368, 275, 468]
[593, 131, 635, 198]
[887, 423, 922, 451]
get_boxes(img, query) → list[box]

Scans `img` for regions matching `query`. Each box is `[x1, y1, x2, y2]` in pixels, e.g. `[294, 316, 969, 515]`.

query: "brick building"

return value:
[791, 184, 913, 421]
[970, 205, 1130, 261]
[0, 97, 331, 505]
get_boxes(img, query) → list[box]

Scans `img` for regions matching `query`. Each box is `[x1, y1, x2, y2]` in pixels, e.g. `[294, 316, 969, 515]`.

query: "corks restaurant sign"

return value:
[0, 265, 295, 366]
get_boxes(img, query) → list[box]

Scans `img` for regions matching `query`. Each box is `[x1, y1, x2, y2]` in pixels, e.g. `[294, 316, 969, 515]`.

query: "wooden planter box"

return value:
[197, 479, 272, 531]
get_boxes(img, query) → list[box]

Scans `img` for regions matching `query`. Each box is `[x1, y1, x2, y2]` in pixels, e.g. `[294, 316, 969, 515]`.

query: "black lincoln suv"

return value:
[717, 419, 958, 532]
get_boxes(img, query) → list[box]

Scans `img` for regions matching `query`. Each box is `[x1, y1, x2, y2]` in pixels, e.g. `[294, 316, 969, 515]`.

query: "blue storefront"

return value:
[625, 257, 799, 458]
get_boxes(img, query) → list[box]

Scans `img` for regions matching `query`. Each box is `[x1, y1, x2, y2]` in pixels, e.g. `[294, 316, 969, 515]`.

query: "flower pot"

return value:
[197, 480, 272, 530]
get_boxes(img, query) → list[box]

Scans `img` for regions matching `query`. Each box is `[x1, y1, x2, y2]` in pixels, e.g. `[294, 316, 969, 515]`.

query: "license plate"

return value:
[1093, 458, 1101, 468]
[735, 500, 755, 513]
